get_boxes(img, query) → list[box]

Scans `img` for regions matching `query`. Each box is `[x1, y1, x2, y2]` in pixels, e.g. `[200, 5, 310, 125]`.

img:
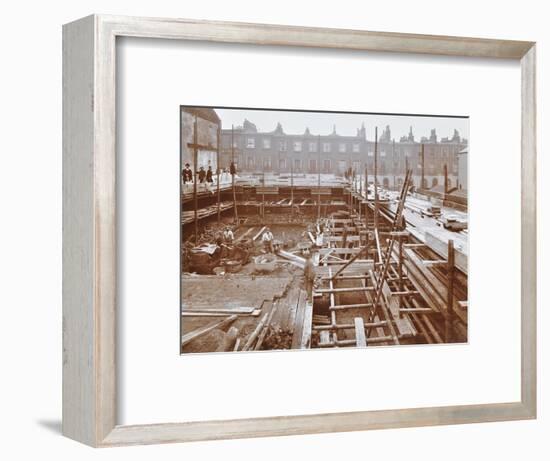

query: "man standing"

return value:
[198, 166, 206, 183]
[182, 163, 193, 184]
[205, 165, 214, 193]
[303, 252, 316, 302]
[262, 227, 274, 253]
[223, 226, 234, 244]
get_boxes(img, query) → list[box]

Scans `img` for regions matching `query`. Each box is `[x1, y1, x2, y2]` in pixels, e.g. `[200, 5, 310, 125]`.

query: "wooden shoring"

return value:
[371, 169, 412, 317]
[367, 270, 399, 344]
[193, 115, 198, 244]
[445, 239, 455, 342]
[231, 125, 238, 223]
[216, 125, 221, 224]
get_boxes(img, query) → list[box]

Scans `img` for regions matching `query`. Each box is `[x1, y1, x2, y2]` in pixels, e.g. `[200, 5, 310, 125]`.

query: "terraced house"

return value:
[220, 119, 467, 190]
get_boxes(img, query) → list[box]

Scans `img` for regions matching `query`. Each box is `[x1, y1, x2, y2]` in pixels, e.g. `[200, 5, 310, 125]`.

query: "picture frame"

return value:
[62, 14, 536, 447]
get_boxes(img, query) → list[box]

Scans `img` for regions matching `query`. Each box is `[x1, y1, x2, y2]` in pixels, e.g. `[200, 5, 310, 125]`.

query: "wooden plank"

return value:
[403, 248, 466, 324]
[252, 226, 266, 241]
[300, 301, 313, 349]
[181, 315, 238, 346]
[63, 15, 103, 446]
[316, 286, 374, 294]
[381, 280, 417, 337]
[330, 303, 373, 311]
[354, 317, 367, 347]
[241, 312, 269, 351]
[278, 249, 306, 265]
[291, 290, 307, 348]
[319, 248, 365, 255]
[254, 302, 279, 351]
[183, 307, 256, 314]
[319, 330, 331, 345]
[235, 226, 255, 242]
[326, 235, 361, 242]
[181, 309, 261, 318]
[283, 286, 301, 331]
[424, 229, 468, 274]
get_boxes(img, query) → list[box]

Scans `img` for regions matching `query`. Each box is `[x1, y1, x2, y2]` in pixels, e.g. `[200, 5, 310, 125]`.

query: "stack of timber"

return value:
[181, 201, 234, 225]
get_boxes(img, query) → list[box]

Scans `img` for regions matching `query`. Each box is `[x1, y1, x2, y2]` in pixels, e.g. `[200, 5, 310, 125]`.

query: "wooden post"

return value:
[216, 125, 221, 224]
[261, 159, 265, 223]
[364, 164, 369, 250]
[444, 163, 449, 195]
[393, 139, 396, 190]
[374, 127, 379, 231]
[420, 143, 425, 190]
[193, 115, 199, 245]
[317, 135, 321, 219]
[290, 152, 294, 217]
[231, 125, 238, 223]
[445, 239, 455, 342]
[358, 172, 362, 221]
[398, 236, 404, 318]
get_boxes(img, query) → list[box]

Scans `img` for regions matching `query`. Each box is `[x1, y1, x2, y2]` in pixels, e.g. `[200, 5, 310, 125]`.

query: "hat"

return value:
[185, 163, 190, 167]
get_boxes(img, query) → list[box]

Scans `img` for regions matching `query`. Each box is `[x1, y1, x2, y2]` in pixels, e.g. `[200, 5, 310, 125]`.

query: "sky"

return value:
[214, 107, 469, 142]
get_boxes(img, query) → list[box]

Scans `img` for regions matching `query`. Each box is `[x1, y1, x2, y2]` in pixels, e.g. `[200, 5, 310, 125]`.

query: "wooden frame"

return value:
[62, 14, 537, 447]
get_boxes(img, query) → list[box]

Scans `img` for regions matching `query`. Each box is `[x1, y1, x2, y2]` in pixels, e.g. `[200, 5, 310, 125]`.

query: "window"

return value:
[246, 137, 255, 149]
[309, 141, 317, 152]
[247, 157, 254, 168]
[263, 138, 271, 149]
[263, 158, 272, 169]
[279, 141, 287, 151]
[368, 150, 374, 157]
[352, 143, 360, 153]
[309, 159, 317, 172]
[323, 142, 331, 153]
[323, 159, 331, 172]
[278, 158, 286, 169]
[380, 150, 386, 157]
[339, 143, 346, 153]
[293, 141, 302, 152]
[294, 159, 301, 171]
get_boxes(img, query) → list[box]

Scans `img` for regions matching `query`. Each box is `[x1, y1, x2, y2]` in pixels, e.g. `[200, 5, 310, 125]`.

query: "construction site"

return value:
[180, 107, 468, 354]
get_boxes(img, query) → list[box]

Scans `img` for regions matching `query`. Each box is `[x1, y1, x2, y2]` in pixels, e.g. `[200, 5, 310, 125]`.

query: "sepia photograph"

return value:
[180, 106, 468, 354]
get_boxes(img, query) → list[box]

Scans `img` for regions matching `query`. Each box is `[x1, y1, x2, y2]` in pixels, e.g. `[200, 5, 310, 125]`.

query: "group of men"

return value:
[214, 226, 235, 259]
[181, 163, 213, 185]
[181, 161, 238, 185]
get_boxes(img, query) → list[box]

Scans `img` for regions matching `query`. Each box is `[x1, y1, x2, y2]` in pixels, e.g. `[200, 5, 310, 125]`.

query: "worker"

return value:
[262, 227, 274, 253]
[198, 166, 206, 183]
[182, 163, 193, 184]
[223, 226, 234, 244]
[303, 252, 316, 302]
[205, 165, 214, 193]
[215, 231, 223, 247]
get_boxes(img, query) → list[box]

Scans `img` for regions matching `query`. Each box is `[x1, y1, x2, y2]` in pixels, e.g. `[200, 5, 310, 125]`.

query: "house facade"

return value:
[220, 119, 468, 189]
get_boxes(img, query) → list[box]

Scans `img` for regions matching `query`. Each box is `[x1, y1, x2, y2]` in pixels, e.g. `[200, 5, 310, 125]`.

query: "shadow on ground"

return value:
[37, 419, 62, 435]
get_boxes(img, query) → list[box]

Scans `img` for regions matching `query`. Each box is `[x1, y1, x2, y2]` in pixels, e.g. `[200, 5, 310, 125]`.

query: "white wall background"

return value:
[0, 0, 546, 459]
